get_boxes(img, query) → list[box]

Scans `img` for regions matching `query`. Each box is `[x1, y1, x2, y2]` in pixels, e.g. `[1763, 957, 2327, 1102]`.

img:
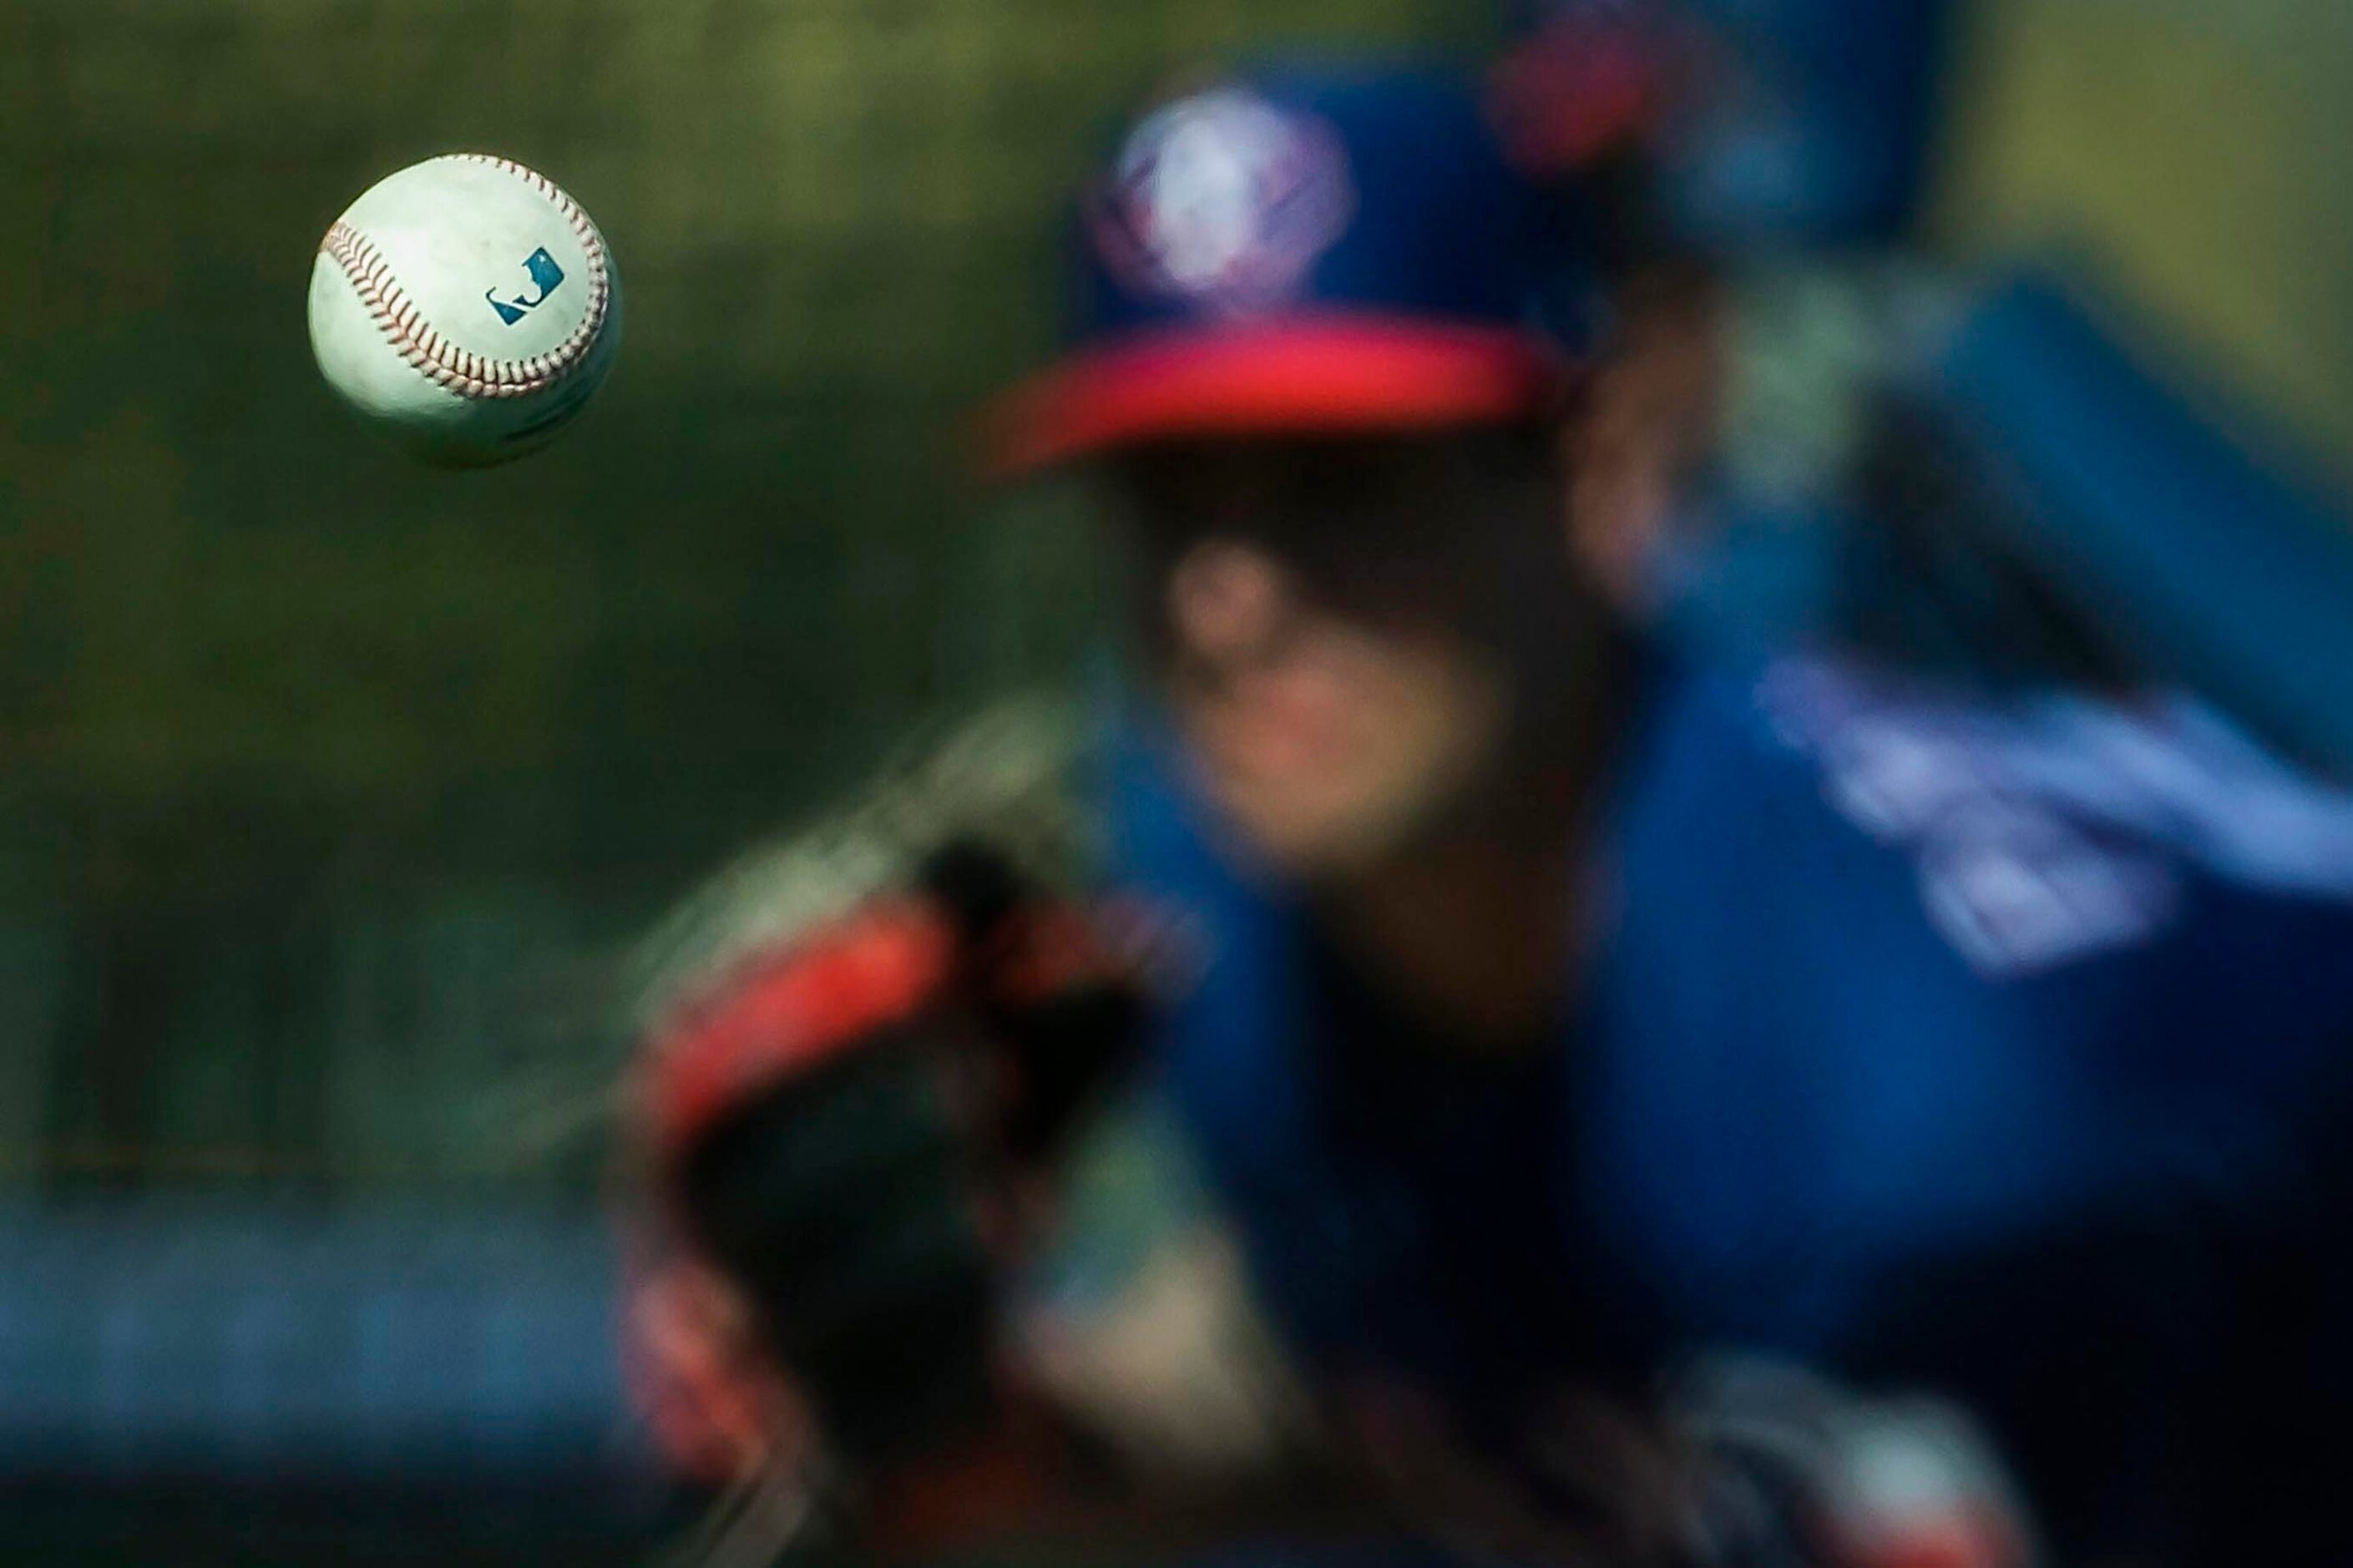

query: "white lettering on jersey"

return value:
[1754, 658, 2353, 978]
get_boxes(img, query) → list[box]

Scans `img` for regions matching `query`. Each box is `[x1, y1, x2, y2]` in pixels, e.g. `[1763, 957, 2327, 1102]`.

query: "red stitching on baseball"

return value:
[319, 153, 612, 402]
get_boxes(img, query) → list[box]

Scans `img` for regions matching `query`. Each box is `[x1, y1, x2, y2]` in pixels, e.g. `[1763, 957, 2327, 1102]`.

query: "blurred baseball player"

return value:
[624, 52, 2353, 1568]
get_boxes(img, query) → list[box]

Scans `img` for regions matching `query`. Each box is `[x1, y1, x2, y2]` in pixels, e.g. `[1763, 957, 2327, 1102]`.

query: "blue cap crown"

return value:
[1073, 63, 1601, 354]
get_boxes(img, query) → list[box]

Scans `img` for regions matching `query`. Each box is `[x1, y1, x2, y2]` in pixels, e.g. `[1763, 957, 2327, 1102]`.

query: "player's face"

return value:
[1111, 432, 1587, 881]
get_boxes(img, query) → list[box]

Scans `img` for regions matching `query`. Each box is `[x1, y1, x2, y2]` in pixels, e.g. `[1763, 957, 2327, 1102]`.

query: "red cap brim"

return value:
[978, 316, 1572, 478]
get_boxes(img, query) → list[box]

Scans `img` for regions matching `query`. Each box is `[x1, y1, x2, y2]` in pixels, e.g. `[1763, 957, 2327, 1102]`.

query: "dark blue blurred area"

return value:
[1665, 0, 1956, 247]
[1508, 1, 2353, 747]
[1894, 266, 2353, 771]
[1509, 0, 1957, 246]
[1671, 257, 2353, 778]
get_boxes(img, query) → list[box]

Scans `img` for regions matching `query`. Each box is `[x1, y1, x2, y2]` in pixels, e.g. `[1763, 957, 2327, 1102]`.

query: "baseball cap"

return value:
[982, 63, 1607, 476]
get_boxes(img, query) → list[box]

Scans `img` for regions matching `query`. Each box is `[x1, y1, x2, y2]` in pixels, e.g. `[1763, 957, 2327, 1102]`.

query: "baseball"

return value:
[308, 154, 622, 467]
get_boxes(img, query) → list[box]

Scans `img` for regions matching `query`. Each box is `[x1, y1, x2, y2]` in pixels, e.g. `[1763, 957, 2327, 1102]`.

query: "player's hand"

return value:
[627, 845, 1151, 1485]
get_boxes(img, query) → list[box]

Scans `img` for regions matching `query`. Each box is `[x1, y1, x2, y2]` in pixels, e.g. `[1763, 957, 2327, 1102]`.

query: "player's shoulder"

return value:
[1650, 650, 2353, 982]
[1610, 654, 2353, 1350]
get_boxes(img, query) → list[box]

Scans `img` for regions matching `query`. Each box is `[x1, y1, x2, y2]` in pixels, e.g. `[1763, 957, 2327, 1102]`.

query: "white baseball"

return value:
[309, 154, 622, 467]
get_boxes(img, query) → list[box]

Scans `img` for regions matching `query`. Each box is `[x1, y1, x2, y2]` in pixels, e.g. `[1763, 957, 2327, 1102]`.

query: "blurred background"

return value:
[3, 0, 2349, 1560]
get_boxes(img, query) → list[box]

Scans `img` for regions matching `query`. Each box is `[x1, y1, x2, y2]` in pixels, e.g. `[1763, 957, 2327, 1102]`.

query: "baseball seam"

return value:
[320, 153, 610, 402]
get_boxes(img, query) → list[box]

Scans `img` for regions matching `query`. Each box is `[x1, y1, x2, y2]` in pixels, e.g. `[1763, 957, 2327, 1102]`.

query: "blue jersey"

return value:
[1104, 654, 2353, 1556]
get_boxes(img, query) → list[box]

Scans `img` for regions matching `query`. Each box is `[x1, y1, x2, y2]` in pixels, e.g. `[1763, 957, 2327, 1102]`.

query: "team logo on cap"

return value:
[1094, 87, 1355, 316]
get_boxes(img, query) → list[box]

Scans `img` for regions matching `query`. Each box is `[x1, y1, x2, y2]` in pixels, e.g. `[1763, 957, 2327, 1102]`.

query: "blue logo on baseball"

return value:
[486, 247, 566, 326]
